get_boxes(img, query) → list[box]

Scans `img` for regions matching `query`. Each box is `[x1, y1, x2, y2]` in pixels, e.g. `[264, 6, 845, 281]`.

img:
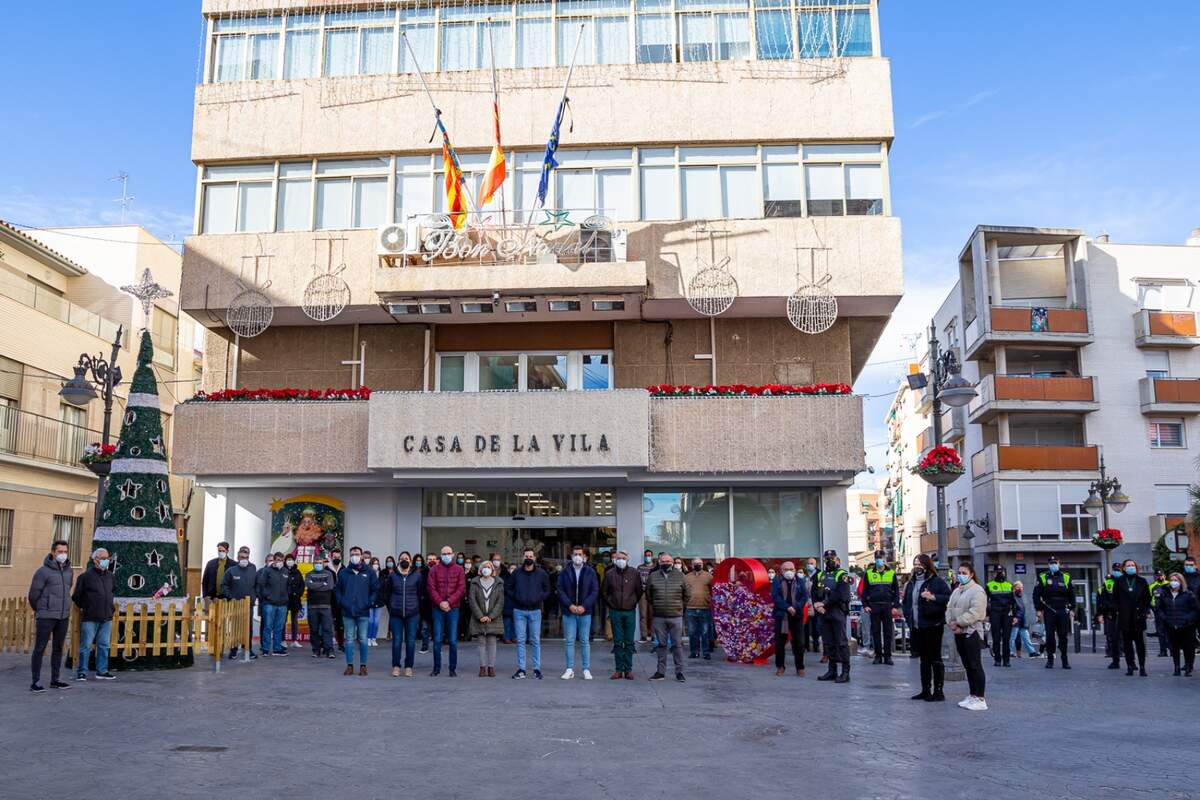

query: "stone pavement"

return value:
[2, 643, 1194, 800]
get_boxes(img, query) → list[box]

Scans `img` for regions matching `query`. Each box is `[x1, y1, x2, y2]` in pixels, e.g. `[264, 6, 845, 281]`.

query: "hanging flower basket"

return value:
[912, 445, 965, 487]
[80, 442, 117, 475]
[1092, 529, 1123, 549]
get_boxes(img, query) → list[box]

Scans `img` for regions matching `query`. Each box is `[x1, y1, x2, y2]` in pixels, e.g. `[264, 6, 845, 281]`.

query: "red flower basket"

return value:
[912, 445, 965, 487]
[1092, 529, 1123, 549]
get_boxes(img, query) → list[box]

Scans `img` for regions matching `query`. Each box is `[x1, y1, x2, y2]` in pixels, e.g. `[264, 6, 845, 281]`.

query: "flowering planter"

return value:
[912, 445, 966, 488]
[1092, 529, 1123, 550]
[919, 469, 963, 488]
[85, 460, 111, 477]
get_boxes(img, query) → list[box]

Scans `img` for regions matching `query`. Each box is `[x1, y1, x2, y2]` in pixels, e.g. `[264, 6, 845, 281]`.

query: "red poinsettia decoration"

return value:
[912, 445, 965, 476]
[647, 383, 853, 397]
[189, 386, 372, 403]
[1092, 529, 1123, 549]
[79, 442, 118, 465]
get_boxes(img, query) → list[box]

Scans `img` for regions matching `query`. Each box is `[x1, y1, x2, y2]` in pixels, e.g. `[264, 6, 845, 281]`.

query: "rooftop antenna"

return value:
[110, 172, 134, 224]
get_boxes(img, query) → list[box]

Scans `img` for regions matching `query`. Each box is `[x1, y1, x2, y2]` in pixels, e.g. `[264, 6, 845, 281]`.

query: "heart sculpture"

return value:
[712, 557, 779, 665]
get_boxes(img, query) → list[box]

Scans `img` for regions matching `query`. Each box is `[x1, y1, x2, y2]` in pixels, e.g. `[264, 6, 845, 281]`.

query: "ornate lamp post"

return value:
[61, 326, 124, 525]
[1082, 454, 1129, 650]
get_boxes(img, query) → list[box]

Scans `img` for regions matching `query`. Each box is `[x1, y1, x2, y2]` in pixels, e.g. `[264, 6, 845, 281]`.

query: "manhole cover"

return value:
[171, 745, 228, 753]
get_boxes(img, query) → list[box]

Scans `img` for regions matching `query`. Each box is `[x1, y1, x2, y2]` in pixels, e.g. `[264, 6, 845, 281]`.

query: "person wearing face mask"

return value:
[380, 551, 424, 677]
[646, 552, 690, 682]
[27, 540, 75, 692]
[984, 566, 1016, 668]
[1008, 581, 1039, 659]
[812, 550, 853, 684]
[1096, 562, 1124, 669]
[335, 546, 380, 675]
[766, 568, 777, 583]
[468, 558, 506, 677]
[71, 548, 116, 682]
[860, 550, 901, 666]
[202, 541, 232, 603]
[1182, 557, 1200, 596]
[771, 561, 809, 677]
[255, 551, 291, 657]
[802, 558, 822, 657]
[556, 545, 600, 680]
[602, 550, 643, 679]
[364, 558, 385, 647]
[637, 549, 656, 643]
[304, 558, 337, 659]
[220, 546, 258, 660]
[329, 549, 345, 654]
[946, 563, 988, 711]
[414, 554, 431, 653]
[1158, 572, 1198, 676]
[1149, 570, 1171, 658]
[1032, 556, 1075, 669]
[508, 547, 551, 679]
[427, 545, 467, 677]
[284, 554, 305, 649]
[902, 554, 951, 701]
[684, 558, 714, 660]
[1113, 559, 1152, 676]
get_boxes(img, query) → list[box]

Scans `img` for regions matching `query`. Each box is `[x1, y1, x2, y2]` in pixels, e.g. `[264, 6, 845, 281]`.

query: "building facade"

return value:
[845, 487, 880, 567]
[0, 222, 199, 595]
[891, 225, 1200, 627]
[175, 0, 902, 580]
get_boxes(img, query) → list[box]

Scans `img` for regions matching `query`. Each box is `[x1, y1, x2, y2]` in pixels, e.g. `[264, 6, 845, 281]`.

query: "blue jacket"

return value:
[556, 563, 600, 614]
[383, 569, 425, 618]
[508, 566, 552, 611]
[771, 575, 809, 621]
[335, 562, 380, 618]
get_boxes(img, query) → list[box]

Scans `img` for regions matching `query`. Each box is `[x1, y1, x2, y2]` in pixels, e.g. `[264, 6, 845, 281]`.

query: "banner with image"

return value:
[269, 495, 345, 642]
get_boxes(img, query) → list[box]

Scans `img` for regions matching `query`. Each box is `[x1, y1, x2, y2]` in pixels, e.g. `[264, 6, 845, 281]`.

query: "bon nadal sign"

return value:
[407, 212, 619, 266]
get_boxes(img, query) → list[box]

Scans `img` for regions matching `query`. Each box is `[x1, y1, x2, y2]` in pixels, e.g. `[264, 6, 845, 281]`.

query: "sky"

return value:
[1, 1, 1198, 485]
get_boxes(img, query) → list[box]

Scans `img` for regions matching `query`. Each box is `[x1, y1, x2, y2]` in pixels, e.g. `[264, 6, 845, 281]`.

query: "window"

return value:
[478, 354, 520, 391]
[440, 8, 514, 72]
[0, 507, 11, 566]
[1059, 503, 1096, 541]
[556, 0, 631, 67]
[582, 354, 611, 390]
[733, 489, 821, 558]
[680, 146, 760, 219]
[211, 16, 280, 82]
[324, 11, 395, 76]
[400, 8, 437, 73]
[1138, 281, 1194, 311]
[1000, 482, 1096, 541]
[439, 355, 466, 391]
[57, 405, 88, 467]
[53, 514, 83, 565]
[438, 352, 614, 392]
[803, 144, 884, 216]
[527, 355, 569, 391]
[1143, 350, 1170, 380]
[798, 3, 871, 58]
[548, 150, 635, 220]
[150, 307, 178, 370]
[395, 156, 435, 223]
[284, 14, 321, 78]
[201, 164, 274, 233]
[755, 3, 794, 60]
[643, 490, 730, 560]
[276, 161, 313, 231]
[1148, 418, 1185, 448]
[762, 145, 802, 217]
[316, 158, 389, 229]
[636, 11, 674, 63]
[1154, 484, 1191, 515]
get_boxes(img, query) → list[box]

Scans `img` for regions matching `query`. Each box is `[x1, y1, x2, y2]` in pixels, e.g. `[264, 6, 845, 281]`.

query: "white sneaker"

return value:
[965, 697, 988, 711]
[291, 641, 301, 649]
[369, 638, 377, 647]
[957, 696, 973, 708]
[560, 668, 574, 680]
[582, 669, 593, 680]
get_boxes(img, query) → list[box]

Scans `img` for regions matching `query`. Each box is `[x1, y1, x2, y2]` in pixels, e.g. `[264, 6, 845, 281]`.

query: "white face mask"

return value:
[349, 554, 361, 565]
[614, 558, 627, 569]
[54, 553, 68, 564]
[217, 551, 227, 560]
[492, 559, 501, 569]
[1170, 580, 1181, 590]
[286, 560, 295, 568]
[783, 570, 796, 580]
[767, 571, 776, 580]
[239, 559, 249, 567]
[481, 567, 493, 577]
[571, 555, 584, 567]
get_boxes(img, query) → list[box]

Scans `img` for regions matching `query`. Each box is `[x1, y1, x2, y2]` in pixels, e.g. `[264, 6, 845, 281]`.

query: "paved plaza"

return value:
[3, 643, 1195, 799]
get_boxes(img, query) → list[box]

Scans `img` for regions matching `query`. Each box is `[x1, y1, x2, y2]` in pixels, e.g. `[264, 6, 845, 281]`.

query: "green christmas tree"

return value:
[93, 329, 184, 605]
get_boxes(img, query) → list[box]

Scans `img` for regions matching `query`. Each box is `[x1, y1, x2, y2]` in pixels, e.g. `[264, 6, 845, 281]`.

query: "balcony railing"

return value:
[0, 405, 100, 471]
[1133, 310, 1200, 347]
[1139, 377, 1200, 414]
[971, 443, 1099, 477]
[0, 268, 126, 347]
[968, 374, 1098, 423]
[989, 306, 1089, 335]
[940, 406, 966, 442]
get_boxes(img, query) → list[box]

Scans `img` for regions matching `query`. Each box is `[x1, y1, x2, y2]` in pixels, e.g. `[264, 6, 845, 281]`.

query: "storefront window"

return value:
[732, 489, 821, 558]
[643, 490, 730, 560]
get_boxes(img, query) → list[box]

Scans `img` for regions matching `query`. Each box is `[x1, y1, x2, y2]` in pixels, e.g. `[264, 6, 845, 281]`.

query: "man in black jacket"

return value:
[304, 558, 337, 659]
[813, 549, 854, 684]
[201, 541, 231, 601]
[985, 566, 1016, 667]
[861, 550, 900, 665]
[507, 547, 551, 680]
[71, 548, 116, 681]
[284, 555, 305, 649]
[219, 546, 257, 660]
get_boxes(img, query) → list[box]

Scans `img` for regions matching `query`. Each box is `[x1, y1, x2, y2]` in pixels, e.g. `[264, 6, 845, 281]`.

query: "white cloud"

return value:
[0, 187, 192, 245]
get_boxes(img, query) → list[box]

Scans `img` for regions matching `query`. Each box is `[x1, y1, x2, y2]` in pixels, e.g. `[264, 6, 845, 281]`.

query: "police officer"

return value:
[1095, 561, 1123, 669]
[1031, 555, 1074, 669]
[813, 549, 853, 684]
[861, 550, 900, 665]
[985, 566, 1016, 667]
[1149, 569, 1170, 657]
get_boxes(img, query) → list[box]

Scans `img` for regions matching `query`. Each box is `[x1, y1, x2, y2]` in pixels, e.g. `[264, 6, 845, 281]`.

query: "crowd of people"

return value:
[24, 536, 1200, 712]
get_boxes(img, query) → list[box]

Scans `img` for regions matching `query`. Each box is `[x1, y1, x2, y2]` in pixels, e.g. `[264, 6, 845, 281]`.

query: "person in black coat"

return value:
[902, 553, 952, 701]
[1157, 572, 1199, 676]
[201, 541, 231, 601]
[284, 556, 305, 647]
[1113, 559, 1153, 676]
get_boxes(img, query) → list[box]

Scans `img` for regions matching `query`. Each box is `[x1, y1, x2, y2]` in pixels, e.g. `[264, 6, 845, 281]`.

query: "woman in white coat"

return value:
[946, 562, 988, 711]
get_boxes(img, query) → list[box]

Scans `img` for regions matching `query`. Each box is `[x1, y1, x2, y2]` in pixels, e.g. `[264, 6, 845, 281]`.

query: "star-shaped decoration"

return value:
[541, 209, 575, 231]
[150, 435, 164, 456]
[145, 549, 163, 568]
[121, 268, 173, 317]
[156, 500, 172, 524]
[118, 478, 143, 501]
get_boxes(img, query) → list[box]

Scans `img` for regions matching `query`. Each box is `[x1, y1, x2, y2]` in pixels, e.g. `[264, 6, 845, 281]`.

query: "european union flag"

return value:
[536, 99, 567, 207]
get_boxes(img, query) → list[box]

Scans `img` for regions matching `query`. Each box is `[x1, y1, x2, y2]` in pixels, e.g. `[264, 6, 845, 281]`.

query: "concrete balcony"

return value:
[967, 374, 1098, 424]
[1139, 377, 1200, 415]
[965, 306, 1093, 360]
[1133, 310, 1200, 348]
[970, 444, 1099, 479]
[940, 406, 966, 443]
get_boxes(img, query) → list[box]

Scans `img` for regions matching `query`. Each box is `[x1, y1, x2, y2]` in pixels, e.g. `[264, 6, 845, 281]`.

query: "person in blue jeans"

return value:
[508, 547, 552, 679]
[1008, 581, 1041, 657]
[382, 551, 424, 677]
[335, 546, 380, 675]
[427, 545, 466, 677]
[256, 552, 291, 656]
[557, 545, 600, 680]
[72, 548, 116, 681]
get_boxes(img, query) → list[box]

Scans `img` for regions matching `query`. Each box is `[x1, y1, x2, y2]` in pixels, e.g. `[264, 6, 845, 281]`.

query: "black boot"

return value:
[930, 664, 945, 701]
[1125, 663, 1135, 676]
[835, 663, 850, 683]
[1139, 663, 1148, 677]
[1060, 654, 1070, 669]
[873, 654, 883, 664]
[817, 665, 837, 681]
[1045, 654, 1054, 669]
[1107, 659, 1120, 669]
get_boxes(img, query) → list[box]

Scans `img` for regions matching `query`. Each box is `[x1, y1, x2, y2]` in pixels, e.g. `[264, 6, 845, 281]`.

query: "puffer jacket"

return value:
[946, 580, 988, 637]
[285, 566, 306, 610]
[645, 566, 690, 618]
[255, 564, 291, 606]
[1158, 588, 1199, 630]
[71, 565, 115, 622]
[467, 577, 505, 637]
[28, 555, 74, 620]
[383, 569, 424, 618]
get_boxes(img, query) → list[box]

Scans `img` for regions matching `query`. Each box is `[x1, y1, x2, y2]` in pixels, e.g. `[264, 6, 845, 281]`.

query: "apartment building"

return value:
[893, 225, 1200, 626]
[845, 487, 881, 567]
[173, 0, 902, 598]
[880, 372, 928, 571]
[0, 222, 199, 595]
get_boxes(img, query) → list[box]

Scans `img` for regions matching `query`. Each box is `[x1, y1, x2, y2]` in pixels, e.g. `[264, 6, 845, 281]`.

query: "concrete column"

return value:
[615, 487, 644, 559]
[395, 488, 423, 556]
[986, 237, 1002, 310]
[998, 413, 1011, 445]
[1063, 238, 1077, 308]
[821, 486, 849, 558]
[201, 488, 228, 558]
[995, 345, 1008, 375]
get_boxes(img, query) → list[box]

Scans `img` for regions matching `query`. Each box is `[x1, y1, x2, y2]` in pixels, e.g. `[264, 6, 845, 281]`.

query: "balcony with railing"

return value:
[0, 268, 126, 346]
[940, 405, 966, 442]
[970, 443, 1099, 478]
[0, 405, 100, 473]
[1139, 377, 1200, 415]
[967, 374, 1098, 424]
[1133, 310, 1200, 348]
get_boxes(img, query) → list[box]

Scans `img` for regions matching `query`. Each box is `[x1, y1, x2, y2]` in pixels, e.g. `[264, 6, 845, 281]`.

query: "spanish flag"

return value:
[440, 127, 467, 230]
[478, 100, 506, 208]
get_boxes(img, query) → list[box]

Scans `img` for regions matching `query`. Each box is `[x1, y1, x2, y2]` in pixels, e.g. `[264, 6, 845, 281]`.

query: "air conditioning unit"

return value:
[376, 222, 421, 257]
[578, 228, 627, 263]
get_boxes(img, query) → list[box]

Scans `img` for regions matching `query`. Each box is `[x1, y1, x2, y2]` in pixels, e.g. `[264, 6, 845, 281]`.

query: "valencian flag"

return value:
[438, 118, 469, 229]
[535, 98, 567, 207]
[478, 104, 506, 207]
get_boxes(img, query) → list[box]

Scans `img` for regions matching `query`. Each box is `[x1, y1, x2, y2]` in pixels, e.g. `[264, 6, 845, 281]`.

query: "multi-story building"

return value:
[895, 225, 1200, 626]
[174, 0, 903, 594]
[880, 370, 928, 571]
[846, 487, 880, 567]
[0, 222, 199, 595]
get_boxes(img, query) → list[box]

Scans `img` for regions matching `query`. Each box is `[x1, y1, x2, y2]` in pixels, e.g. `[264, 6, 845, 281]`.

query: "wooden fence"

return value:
[0, 597, 251, 672]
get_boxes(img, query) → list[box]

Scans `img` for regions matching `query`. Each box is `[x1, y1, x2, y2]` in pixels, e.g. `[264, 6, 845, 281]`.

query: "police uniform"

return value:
[862, 557, 900, 664]
[1149, 577, 1170, 657]
[814, 551, 853, 683]
[1097, 568, 1123, 667]
[1031, 563, 1075, 668]
[985, 573, 1016, 667]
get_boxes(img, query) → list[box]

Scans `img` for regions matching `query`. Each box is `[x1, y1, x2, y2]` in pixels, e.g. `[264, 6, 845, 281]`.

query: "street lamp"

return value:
[60, 326, 124, 525]
[1082, 453, 1128, 651]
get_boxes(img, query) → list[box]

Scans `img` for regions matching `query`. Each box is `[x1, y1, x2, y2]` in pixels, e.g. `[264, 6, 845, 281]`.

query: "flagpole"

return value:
[401, 31, 478, 217]
[486, 20, 506, 226]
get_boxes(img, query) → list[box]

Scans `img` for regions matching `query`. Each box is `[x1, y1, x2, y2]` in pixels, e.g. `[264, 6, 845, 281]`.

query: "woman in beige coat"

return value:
[468, 563, 505, 677]
[946, 562, 988, 711]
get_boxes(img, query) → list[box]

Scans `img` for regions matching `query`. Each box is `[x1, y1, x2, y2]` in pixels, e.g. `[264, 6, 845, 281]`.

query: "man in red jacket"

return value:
[427, 544, 466, 677]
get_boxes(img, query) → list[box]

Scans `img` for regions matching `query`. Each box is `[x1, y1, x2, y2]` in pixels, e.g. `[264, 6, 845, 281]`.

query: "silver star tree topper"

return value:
[121, 268, 173, 316]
